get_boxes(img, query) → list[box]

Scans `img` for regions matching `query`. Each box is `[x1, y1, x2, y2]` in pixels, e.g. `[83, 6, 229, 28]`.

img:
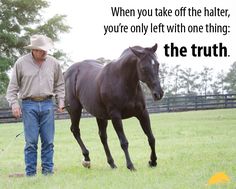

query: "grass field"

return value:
[0, 109, 236, 189]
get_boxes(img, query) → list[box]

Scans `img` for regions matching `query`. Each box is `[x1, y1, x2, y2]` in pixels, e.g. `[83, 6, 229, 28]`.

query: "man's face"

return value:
[32, 49, 47, 61]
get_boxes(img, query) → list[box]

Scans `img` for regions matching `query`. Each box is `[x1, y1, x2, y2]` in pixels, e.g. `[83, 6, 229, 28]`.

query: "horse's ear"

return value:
[151, 43, 158, 53]
[129, 47, 144, 58]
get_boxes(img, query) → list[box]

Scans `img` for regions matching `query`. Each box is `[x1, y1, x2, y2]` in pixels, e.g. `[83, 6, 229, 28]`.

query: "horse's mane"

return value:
[115, 45, 143, 62]
[119, 46, 142, 57]
[107, 45, 155, 66]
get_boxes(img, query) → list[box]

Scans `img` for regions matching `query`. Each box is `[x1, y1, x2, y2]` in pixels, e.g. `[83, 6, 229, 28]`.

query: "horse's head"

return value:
[130, 43, 164, 101]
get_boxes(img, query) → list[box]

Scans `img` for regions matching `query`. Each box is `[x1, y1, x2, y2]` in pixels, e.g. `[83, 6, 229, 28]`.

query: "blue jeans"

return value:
[22, 99, 55, 176]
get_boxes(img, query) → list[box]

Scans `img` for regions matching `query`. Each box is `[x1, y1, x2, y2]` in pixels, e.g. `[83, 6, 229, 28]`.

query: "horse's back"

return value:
[65, 60, 103, 79]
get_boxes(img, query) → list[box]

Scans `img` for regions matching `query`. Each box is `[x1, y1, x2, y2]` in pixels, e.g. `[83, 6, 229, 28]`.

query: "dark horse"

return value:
[64, 44, 163, 170]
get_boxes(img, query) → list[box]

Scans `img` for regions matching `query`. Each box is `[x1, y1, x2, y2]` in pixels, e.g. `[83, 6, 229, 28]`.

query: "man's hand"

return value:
[12, 106, 22, 119]
[57, 106, 64, 113]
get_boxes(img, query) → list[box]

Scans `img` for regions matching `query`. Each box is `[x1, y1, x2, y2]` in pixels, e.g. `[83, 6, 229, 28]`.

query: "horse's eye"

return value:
[142, 67, 149, 73]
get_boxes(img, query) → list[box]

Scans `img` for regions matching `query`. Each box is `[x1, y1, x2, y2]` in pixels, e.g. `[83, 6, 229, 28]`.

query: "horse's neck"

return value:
[115, 54, 139, 86]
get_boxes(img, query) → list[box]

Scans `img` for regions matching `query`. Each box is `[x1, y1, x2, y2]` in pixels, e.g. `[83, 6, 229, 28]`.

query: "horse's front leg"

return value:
[110, 114, 135, 171]
[137, 109, 157, 167]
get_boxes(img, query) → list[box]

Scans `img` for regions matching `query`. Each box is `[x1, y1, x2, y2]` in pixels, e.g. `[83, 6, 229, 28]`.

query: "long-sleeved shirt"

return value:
[6, 53, 65, 108]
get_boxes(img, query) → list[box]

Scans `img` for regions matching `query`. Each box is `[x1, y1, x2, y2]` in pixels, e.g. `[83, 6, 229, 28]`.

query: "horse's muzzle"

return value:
[152, 89, 164, 101]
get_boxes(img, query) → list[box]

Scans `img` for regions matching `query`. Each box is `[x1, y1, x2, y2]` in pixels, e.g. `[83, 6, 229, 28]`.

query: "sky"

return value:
[46, 0, 235, 73]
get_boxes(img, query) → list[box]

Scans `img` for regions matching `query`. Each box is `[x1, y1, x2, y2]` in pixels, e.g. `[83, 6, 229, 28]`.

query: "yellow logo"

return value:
[207, 172, 230, 185]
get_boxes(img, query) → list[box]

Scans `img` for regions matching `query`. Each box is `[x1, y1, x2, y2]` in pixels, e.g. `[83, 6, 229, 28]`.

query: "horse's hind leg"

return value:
[68, 102, 91, 168]
[96, 118, 117, 169]
[137, 109, 157, 167]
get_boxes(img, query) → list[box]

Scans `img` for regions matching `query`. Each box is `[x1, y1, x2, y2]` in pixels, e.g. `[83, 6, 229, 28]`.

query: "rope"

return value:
[0, 131, 23, 158]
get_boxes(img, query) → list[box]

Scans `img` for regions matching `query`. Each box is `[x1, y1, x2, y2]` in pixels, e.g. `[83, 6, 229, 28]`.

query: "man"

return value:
[6, 34, 65, 176]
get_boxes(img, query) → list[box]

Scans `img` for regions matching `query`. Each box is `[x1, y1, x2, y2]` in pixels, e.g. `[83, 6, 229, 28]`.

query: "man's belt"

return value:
[22, 95, 53, 101]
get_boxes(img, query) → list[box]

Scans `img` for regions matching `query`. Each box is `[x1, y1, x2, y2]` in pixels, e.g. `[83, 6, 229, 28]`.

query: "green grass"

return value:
[0, 109, 236, 189]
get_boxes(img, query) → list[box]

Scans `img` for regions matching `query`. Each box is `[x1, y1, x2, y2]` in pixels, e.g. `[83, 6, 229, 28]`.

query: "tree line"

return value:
[159, 62, 236, 96]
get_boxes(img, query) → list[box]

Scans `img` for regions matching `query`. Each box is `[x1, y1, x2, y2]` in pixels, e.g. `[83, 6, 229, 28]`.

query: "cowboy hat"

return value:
[24, 34, 54, 52]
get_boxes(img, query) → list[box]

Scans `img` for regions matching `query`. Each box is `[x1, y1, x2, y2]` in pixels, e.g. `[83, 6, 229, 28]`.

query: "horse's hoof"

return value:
[148, 160, 157, 167]
[110, 164, 117, 169]
[128, 165, 136, 171]
[82, 159, 91, 168]
[129, 167, 136, 171]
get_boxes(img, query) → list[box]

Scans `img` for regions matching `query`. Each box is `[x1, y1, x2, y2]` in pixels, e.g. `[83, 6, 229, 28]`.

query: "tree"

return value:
[159, 62, 169, 95]
[211, 70, 226, 94]
[179, 68, 199, 95]
[169, 65, 181, 96]
[0, 0, 70, 94]
[199, 66, 213, 95]
[224, 62, 236, 93]
[96, 57, 112, 65]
